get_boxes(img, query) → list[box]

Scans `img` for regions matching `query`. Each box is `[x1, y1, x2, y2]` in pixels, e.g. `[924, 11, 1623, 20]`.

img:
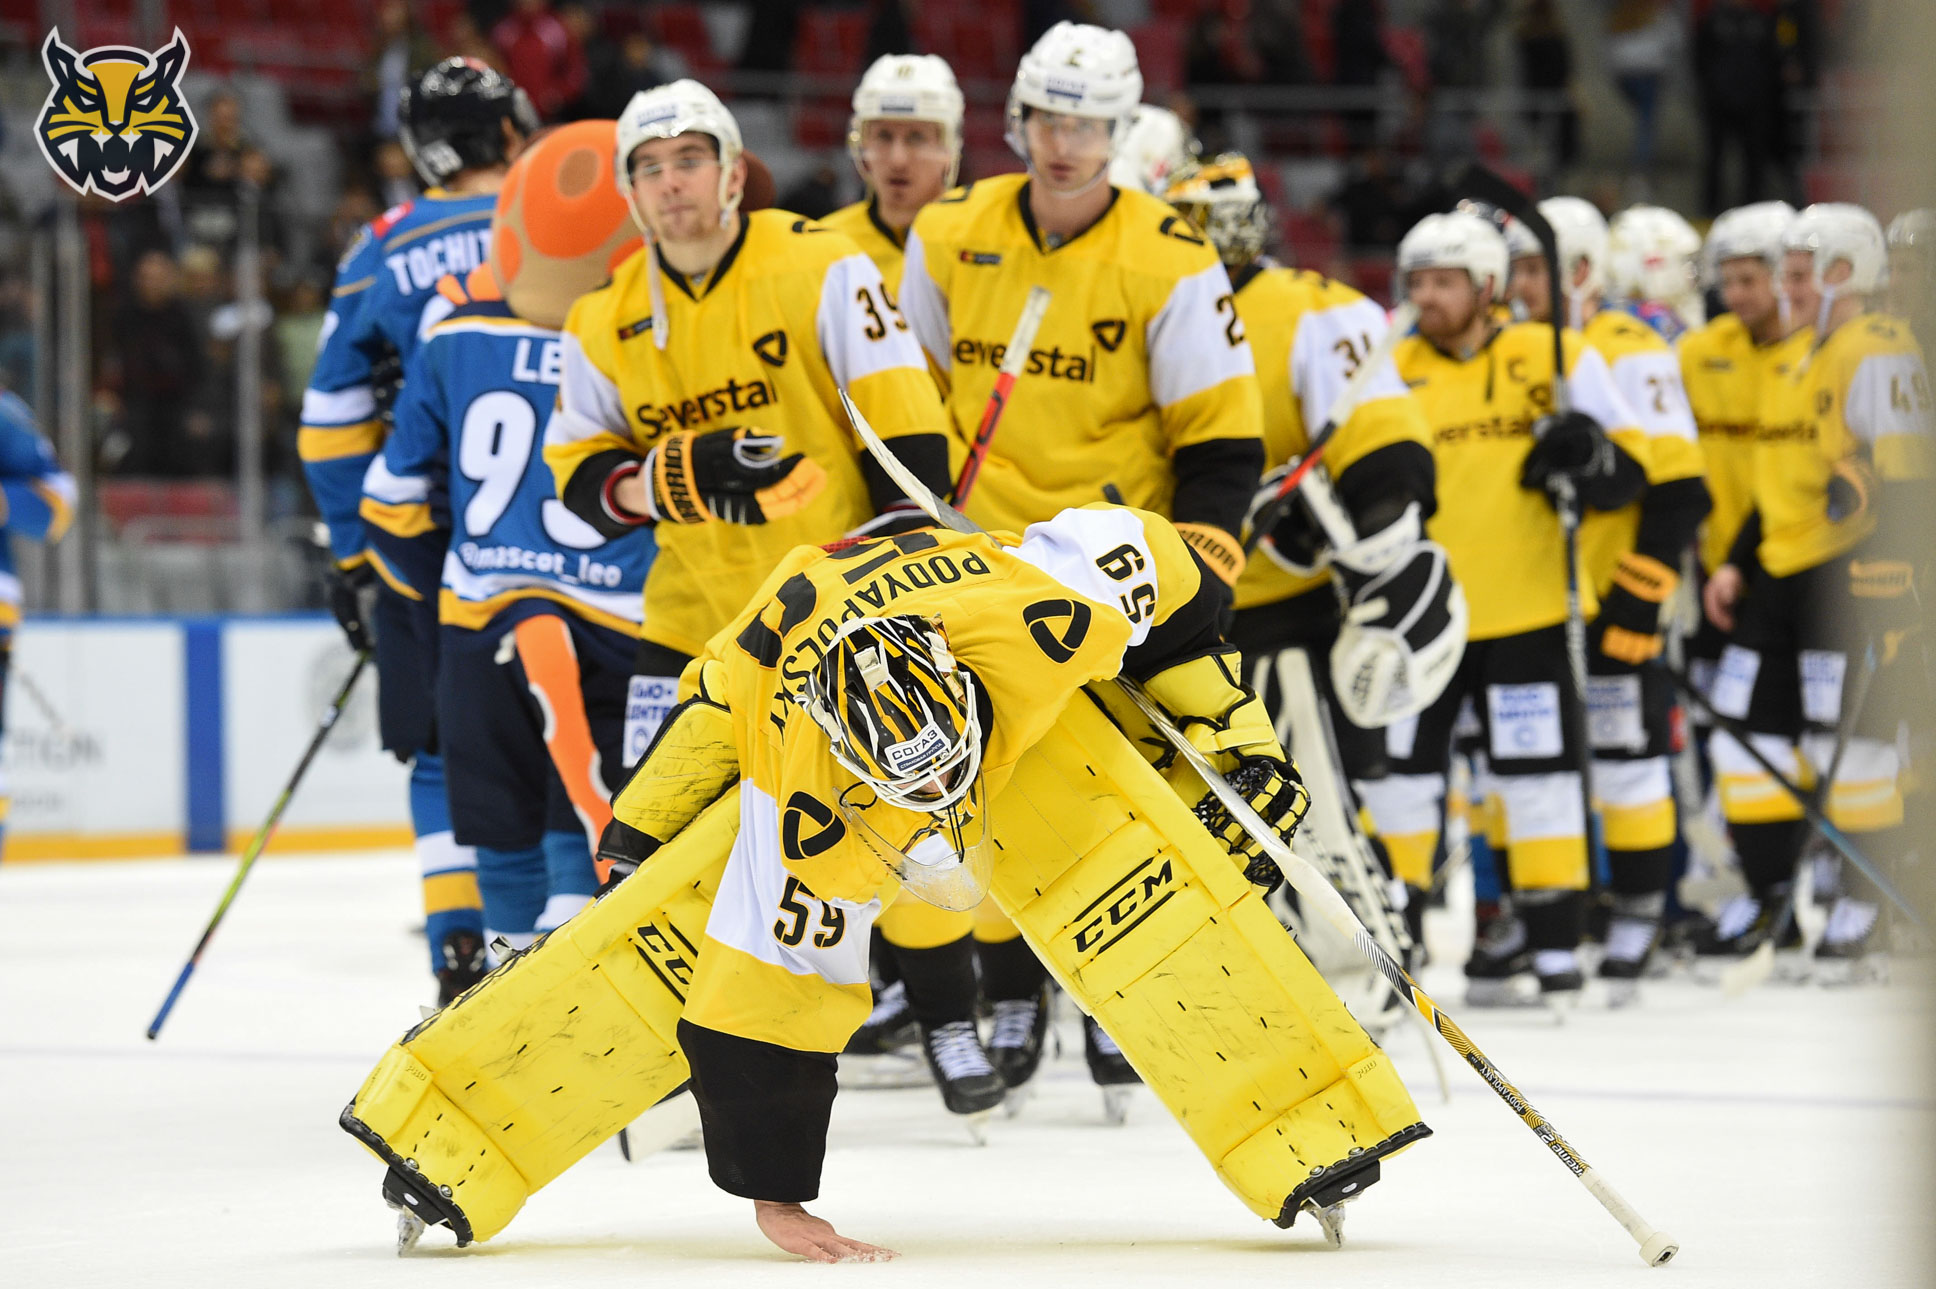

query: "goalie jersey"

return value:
[543, 209, 953, 658]
[897, 175, 1264, 539]
[302, 191, 497, 567]
[360, 268, 654, 634]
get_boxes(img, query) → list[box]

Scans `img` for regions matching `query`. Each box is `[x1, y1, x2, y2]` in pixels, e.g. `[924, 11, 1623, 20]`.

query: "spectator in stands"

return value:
[1332, 0, 1390, 150]
[179, 90, 251, 259]
[371, 140, 420, 210]
[447, 13, 508, 73]
[576, 18, 688, 120]
[1335, 147, 1410, 252]
[1426, 0, 1501, 92]
[366, 0, 441, 141]
[1695, 0, 1783, 214]
[492, 0, 586, 120]
[101, 250, 208, 477]
[275, 273, 330, 408]
[0, 273, 35, 400]
[1771, 0, 1820, 206]
[739, 0, 800, 77]
[1514, 0, 1578, 172]
[1606, 0, 1681, 191]
[778, 160, 843, 220]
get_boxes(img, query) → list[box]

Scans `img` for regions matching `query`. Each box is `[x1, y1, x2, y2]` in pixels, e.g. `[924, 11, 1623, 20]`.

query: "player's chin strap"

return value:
[838, 385, 1681, 1271]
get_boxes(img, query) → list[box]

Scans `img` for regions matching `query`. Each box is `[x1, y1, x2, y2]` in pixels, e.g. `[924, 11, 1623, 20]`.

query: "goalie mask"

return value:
[801, 616, 992, 910]
[1165, 152, 1270, 271]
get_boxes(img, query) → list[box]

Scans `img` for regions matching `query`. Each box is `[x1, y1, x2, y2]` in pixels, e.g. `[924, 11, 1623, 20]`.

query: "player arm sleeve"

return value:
[677, 1017, 838, 1203]
[357, 348, 448, 601]
[300, 297, 390, 568]
[816, 251, 955, 512]
[543, 327, 652, 539]
[895, 225, 954, 374]
[0, 438, 76, 543]
[1843, 347, 1934, 560]
[1563, 342, 1649, 511]
[1152, 263, 1266, 540]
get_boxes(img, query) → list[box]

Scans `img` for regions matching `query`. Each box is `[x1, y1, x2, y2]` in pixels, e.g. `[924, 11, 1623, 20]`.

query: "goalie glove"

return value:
[1330, 541, 1467, 727]
[1598, 551, 1678, 664]
[641, 426, 829, 525]
[1193, 756, 1309, 892]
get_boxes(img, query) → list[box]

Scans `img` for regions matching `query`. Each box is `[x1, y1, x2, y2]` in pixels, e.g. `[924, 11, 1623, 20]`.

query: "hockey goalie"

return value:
[341, 503, 1430, 1260]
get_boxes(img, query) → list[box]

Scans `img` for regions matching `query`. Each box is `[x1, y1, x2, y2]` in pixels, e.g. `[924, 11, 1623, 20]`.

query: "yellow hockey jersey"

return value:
[1397, 323, 1642, 639]
[1754, 312, 1933, 576]
[898, 175, 1263, 534]
[545, 209, 950, 657]
[672, 505, 1214, 1048]
[819, 198, 907, 291]
[1230, 265, 1430, 611]
[1576, 308, 1704, 595]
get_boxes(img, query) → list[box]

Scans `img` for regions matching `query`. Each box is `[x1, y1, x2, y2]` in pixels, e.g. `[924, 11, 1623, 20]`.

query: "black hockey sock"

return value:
[1608, 844, 1675, 898]
[870, 927, 901, 988]
[1518, 888, 1586, 952]
[974, 935, 1047, 1003]
[1732, 820, 1807, 898]
[897, 934, 979, 1028]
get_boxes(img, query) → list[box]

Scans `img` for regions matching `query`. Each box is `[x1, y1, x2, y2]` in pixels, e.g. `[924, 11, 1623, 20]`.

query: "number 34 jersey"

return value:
[361, 268, 655, 636]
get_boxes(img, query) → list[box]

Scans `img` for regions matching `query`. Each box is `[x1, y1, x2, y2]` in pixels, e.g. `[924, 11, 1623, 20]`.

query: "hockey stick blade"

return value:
[147, 651, 372, 1040]
[1115, 677, 1680, 1268]
[1241, 302, 1419, 555]
[953, 285, 1052, 506]
[839, 388, 978, 536]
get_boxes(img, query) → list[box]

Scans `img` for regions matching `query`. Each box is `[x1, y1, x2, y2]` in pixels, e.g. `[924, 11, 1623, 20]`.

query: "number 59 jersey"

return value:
[362, 273, 654, 636]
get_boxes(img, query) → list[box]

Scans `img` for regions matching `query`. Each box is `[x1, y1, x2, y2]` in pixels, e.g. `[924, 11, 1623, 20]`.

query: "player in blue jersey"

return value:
[0, 391, 74, 861]
[301, 57, 537, 1003]
[362, 121, 654, 960]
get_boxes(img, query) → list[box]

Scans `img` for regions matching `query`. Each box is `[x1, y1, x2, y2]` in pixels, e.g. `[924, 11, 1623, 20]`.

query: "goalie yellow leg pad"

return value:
[990, 692, 1429, 1225]
[340, 787, 741, 1244]
[878, 891, 976, 950]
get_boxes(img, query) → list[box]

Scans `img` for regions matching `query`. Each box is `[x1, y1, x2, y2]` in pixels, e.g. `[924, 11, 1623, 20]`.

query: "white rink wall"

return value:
[2, 615, 409, 859]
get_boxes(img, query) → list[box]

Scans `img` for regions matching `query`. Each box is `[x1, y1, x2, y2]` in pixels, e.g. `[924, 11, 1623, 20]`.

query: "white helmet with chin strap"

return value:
[1543, 196, 1610, 326]
[1784, 201, 1887, 333]
[1005, 21, 1143, 196]
[1607, 205, 1702, 303]
[1703, 200, 1794, 282]
[849, 54, 965, 189]
[1887, 208, 1936, 253]
[1397, 211, 1509, 304]
[1108, 103, 1197, 195]
[613, 79, 744, 349]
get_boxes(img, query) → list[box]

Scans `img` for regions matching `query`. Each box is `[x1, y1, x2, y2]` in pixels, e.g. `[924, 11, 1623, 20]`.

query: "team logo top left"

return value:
[36, 27, 198, 202]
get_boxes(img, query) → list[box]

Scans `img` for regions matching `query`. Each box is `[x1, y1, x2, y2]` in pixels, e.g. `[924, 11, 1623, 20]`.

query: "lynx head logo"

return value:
[36, 28, 197, 202]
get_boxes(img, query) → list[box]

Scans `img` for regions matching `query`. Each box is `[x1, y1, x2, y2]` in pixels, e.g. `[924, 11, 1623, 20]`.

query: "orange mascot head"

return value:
[491, 120, 642, 329]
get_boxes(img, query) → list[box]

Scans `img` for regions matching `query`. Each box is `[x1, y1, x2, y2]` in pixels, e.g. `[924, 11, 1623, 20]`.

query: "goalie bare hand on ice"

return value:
[342, 502, 1431, 1261]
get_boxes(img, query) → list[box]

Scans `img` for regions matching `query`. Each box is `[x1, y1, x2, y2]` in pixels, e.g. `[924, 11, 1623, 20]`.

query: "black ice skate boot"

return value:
[1084, 1014, 1140, 1124]
[987, 981, 1052, 1099]
[845, 979, 919, 1055]
[919, 1020, 1007, 1134]
[1812, 897, 1883, 985]
[434, 928, 488, 1007]
[1596, 894, 1666, 1008]
[1692, 887, 1802, 958]
[1463, 908, 1534, 1007]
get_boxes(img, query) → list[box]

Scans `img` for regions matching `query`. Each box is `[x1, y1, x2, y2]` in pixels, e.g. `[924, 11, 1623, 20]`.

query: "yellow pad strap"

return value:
[1173, 522, 1247, 586]
[756, 455, 829, 520]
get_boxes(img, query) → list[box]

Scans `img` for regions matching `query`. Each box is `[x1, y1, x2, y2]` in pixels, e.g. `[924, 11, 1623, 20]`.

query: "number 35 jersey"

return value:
[362, 268, 655, 635]
[898, 175, 1263, 536]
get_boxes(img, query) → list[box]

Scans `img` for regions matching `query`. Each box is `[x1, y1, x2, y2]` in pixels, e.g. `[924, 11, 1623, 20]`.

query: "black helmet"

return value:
[398, 57, 540, 187]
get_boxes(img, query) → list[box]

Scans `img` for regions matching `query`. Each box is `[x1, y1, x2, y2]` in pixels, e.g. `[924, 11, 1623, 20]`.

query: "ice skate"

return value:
[1812, 898, 1884, 986]
[434, 928, 488, 1007]
[1083, 1015, 1139, 1124]
[1463, 913, 1537, 1007]
[919, 1019, 1006, 1140]
[987, 982, 1052, 1106]
[1534, 949, 1584, 1016]
[845, 979, 919, 1055]
[1597, 911, 1663, 1008]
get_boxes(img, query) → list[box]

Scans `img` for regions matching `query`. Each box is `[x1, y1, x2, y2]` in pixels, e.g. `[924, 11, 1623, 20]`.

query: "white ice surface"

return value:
[3, 850, 1931, 1288]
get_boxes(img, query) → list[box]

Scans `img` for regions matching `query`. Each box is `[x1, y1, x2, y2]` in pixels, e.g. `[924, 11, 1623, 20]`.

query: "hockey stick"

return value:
[1240, 302, 1420, 556]
[842, 389, 1679, 1267]
[951, 285, 1052, 507]
[1663, 656, 1923, 933]
[1452, 165, 1600, 873]
[146, 650, 371, 1040]
[1719, 641, 1874, 995]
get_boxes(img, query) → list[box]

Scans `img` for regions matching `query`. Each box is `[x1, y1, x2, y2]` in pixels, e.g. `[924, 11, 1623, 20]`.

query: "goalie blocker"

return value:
[344, 505, 1428, 1249]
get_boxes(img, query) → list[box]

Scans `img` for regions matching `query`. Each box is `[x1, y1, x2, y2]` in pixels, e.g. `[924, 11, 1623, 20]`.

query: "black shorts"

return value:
[439, 605, 634, 849]
[1231, 587, 1388, 780]
[1388, 623, 1586, 781]
[1585, 622, 1676, 761]
[374, 583, 439, 759]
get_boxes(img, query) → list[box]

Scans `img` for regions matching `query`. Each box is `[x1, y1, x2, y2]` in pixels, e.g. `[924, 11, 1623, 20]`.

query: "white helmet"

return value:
[1397, 211, 1509, 303]
[1005, 21, 1142, 190]
[1607, 205, 1703, 305]
[1703, 200, 1795, 283]
[1108, 104, 1196, 195]
[1502, 216, 1541, 261]
[849, 54, 965, 189]
[1887, 208, 1936, 253]
[1784, 201, 1888, 295]
[1542, 197, 1610, 302]
[614, 79, 744, 350]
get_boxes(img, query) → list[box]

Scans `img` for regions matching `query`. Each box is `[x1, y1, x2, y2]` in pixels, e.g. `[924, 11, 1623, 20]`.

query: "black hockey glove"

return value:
[1193, 756, 1309, 894]
[1521, 411, 1643, 511]
[644, 426, 828, 525]
[327, 562, 377, 654]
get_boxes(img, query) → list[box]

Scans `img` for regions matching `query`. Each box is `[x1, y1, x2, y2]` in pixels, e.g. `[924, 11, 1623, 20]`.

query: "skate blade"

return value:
[1462, 980, 1542, 1009]
[1101, 1086, 1134, 1126]
[1002, 1082, 1034, 1119]
[1602, 979, 1641, 1010]
[388, 1200, 428, 1256]
[1301, 1199, 1347, 1248]
[961, 1108, 995, 1146]
[838, 1052, 933, 1090]
[1813, 954, 1888, 988]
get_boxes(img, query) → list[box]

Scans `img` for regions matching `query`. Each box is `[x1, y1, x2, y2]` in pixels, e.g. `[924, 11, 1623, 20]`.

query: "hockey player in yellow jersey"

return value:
[819, 54, 961, 292]
[1504, 197, 1711, 1003]
[1166, 153, 1462, 965]
[545, 79, 954, 769]
[582, 503, 1427, 1261]
[1701, 203, 1931, 972]
[895, 22, 1265, 1092]
[1886, 209, 1936, 356]
[1357, 210, 1647, 1003]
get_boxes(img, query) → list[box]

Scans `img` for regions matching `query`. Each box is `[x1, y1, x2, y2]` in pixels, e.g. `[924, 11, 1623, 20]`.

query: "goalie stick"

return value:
[951, 285, 1052, 507]
[147, 650, 371, 1040]
[840, 388, 1680, 1268]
